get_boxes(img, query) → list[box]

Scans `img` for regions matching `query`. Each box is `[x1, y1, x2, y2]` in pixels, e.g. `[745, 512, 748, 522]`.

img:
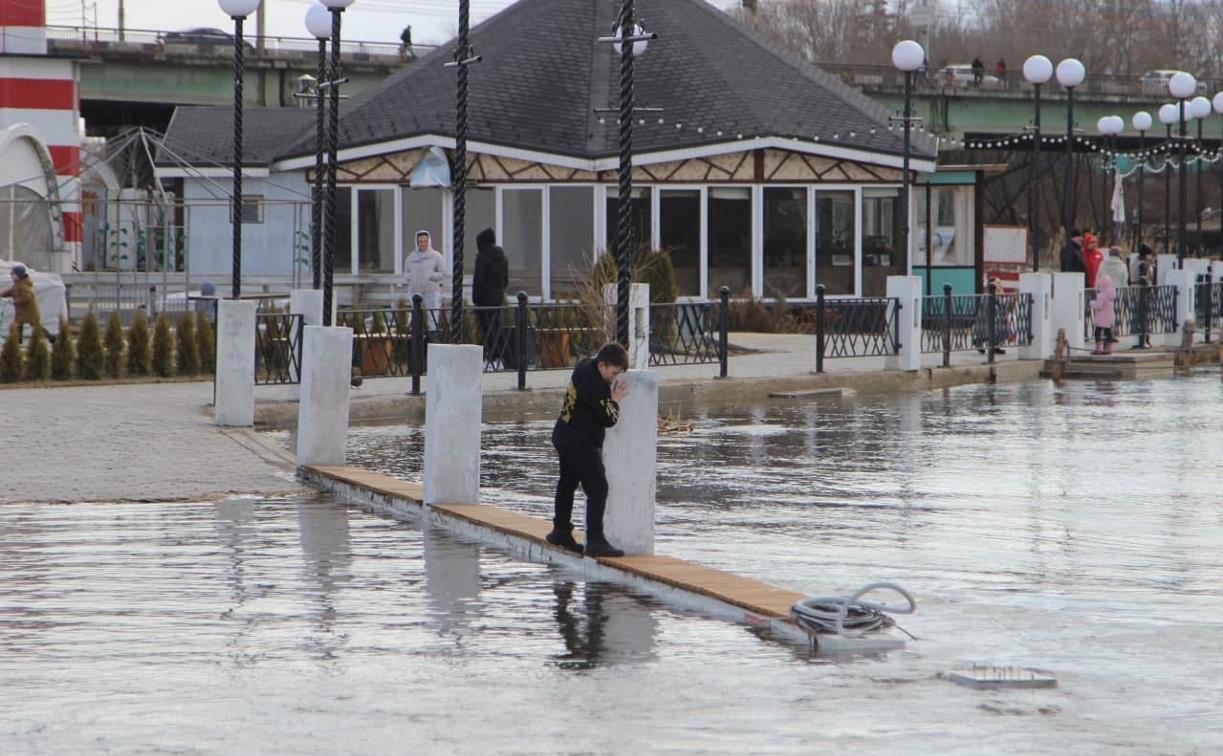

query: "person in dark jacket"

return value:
[1, 263, 40, 344]
[472, 227, 509, 360]
[548, 342, 630, 558]
[1059, 229, 1085, 274]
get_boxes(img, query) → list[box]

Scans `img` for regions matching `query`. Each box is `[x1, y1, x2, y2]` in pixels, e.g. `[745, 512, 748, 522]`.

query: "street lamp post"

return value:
[1096, 115, 1122, 240]
[218, 0, 262, 299]
[320, 0, 356, 326]
[1159, 103, 1178, 256]
[305, 4, 331, 292]
[1132, 111, 1152, 250]
[1189, 95, 1212, 256]
[1215, 92, 1223, 257]
[447, 0, 480, 342]
[891, 40, 924, 292]
[1056, 59, 1086, 234]
[1169, 71, 1197, 268]
[1023, 55, 1053, 272]
[612, 1, 650, 347]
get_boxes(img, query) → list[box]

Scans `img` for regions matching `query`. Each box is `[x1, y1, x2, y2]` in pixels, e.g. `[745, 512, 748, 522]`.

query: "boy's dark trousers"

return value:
[552, 438, 609, 540]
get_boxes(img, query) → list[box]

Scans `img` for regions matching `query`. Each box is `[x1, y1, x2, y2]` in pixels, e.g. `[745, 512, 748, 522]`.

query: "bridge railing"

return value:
[46, 25, 427, 62]
[817, 62, 1220, 100]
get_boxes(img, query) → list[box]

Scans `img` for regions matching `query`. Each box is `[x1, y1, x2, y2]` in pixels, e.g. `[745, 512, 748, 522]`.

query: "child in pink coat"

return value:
[1091, 275, 1116, 355]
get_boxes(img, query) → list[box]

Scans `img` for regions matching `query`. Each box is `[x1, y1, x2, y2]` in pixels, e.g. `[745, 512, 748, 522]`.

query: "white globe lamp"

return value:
[1055, 58, 1085, 88]
[218, 0, 261, 17]
[305, 4, 332, 39]
[1022, 55, 1053, 84]
[613, 23, 649, 57]
[1132, 111, 1152, 132]
[1168, 71, 1196, 100]
[1158, 103, 1178, 125]
[891, 40, 924, 72]
[1189, 96, 1212, 120]
[1213, 92, 1223, 114]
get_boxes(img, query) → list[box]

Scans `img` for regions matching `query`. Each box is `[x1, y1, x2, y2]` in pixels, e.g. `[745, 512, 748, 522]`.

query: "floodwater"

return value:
[3, 373, 1221, 754]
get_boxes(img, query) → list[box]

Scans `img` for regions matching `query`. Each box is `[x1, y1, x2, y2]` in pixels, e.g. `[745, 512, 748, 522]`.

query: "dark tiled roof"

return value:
[156, 106, 314, 167]
[165, 0, 936, 167]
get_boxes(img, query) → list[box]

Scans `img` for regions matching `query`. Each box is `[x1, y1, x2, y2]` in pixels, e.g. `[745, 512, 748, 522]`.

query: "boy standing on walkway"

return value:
[547, 342, 630, 558]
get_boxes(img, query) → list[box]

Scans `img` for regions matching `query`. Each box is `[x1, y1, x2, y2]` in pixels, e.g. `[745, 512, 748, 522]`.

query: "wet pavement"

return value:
[2, 370, 1221, 753]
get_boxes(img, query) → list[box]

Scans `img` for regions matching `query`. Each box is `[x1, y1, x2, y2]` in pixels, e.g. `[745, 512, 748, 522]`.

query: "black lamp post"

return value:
[1056, 58, 1085, 234]
[305, 4, 331, 292]
[446, 0, 480, 342]
[1023, 55, 1053, 271]
[1132, 111, 1151, 250]
[218, 0, 261, 299]
[1159, 103, 1177, 256]
[891, 40, 923, 292]
[1169, 72, 1197, 268]
[320, 0, 356, 326]
[1189, 96, 1212, 256]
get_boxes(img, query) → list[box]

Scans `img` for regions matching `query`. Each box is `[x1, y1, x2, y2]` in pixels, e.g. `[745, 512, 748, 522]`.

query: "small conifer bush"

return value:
[103, 311, 125, 378]
[25, 325, 51, 382]
[196, 311, 215, 373]
[151, 313, 174, 378]
[176, 312, 200, 375]
[76, 312, 105, 380]
[0, 323, 22, 383]
[127, 310, 151, 376]
[50, 317, 75, 380]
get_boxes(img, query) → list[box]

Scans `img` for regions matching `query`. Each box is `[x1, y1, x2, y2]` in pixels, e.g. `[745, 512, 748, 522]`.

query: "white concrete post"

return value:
[1018, 272, 1053, 360]
[1051, 272, 1087, 352]
[290, 289, 324, 327]
[630, 283, 650, 369]
[1164, 269, 1196, 346]
[214, 299, 256, 427]
[1156, 254, 1178, 285]
[602, 283, 651, 367]
[424, 343, 482, 506]
[602, 370, 658, 555]
[1211, 260, 1223, 284]
[295, 325, 354, 466]
[884, 275, 921, 372]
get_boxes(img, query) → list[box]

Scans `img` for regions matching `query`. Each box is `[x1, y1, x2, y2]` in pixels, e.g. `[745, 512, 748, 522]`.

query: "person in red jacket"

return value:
[1082, 232, 1104, 288]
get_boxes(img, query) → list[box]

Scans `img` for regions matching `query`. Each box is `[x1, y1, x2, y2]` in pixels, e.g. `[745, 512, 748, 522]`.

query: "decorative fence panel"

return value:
[649, 301, 722, 367]
[813, 292, 900, 371]
[254, 312, 303, 385]
[921, 292, 1033, 355]
[1083, 284, 1178, 341]
[1195, 282, 1222, 342]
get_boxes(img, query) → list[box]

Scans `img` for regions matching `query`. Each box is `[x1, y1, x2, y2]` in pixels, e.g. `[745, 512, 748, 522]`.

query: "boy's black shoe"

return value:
[545, 529, 583, 554]
[583, 537, 624, 558]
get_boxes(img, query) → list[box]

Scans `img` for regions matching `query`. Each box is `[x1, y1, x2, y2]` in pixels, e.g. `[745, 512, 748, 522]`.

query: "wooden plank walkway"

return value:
[305, 465, 806, 621]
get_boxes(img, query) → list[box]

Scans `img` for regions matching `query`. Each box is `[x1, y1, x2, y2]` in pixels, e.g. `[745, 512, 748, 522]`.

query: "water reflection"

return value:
[552, 582, 658, 670]
[296, 495, 352, 658]
[422, 527, 481, 644]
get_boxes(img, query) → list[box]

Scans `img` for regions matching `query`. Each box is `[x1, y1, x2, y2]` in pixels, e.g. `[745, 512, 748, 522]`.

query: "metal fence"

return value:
[45, 25, 417, 61]
[813, 287, 900, 372]
[254, 312, 303, 385]
[1195, 281, 1222, 342]
[322, 295, 730, 390]
[1083, 284, 1178, 343]
[921, 287, 1033, 364]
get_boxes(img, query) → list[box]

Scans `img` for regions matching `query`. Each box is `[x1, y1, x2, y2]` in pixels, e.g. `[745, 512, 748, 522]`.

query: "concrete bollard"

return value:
[295, 325, 354, 466]
[214, 298, 256, 427]
[1051, 272, 1087, 353]
[1164, 269, 1196, 347]
[290, 289, 324, 327]
[1018, 272, 1053, 360]
[602, 282, 651, 368]
[884, 275, 921, 372]
[601, 370, 658, 555]
[1156, 254, 1178, 285]
[423, 343, 482, 506]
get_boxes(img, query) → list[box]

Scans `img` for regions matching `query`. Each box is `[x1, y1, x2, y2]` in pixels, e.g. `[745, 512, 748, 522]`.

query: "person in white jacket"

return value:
[405, 230, 447, 310]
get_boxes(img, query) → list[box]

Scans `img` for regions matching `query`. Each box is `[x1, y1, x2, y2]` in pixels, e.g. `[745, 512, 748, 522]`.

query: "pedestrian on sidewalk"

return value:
[1060, 229, 1086, 274]
[1, 263, 40, 344]
[548, 342, 630, 558]
[472, 227, 509, 360]
[405, 229, 447, 313]
[1091, 274, 1117, 354]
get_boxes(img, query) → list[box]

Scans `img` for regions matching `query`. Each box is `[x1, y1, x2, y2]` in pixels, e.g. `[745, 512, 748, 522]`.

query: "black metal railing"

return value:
[814, 286, 900, 372]
[649, 301, 723, 367]
[1084, 284, 1179, 341]
[921, 287, 1033, 364]
[1195, 281, 1222, 343]
[254, 312, 303, 385]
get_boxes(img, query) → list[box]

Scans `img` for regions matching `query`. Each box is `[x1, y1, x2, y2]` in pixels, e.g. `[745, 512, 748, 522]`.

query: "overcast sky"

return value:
[53, 0, 741, 47]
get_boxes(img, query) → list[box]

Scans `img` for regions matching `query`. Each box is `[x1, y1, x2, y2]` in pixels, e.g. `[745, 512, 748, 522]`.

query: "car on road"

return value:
[162, 27, 254, 50]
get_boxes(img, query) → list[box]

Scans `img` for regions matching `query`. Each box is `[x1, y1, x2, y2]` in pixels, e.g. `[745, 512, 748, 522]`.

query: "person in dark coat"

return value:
[472, 227, 509, 359]
[548, 342, 630, 558]
[1060, 229, 1085, 274]
[1, 263, 40, 344]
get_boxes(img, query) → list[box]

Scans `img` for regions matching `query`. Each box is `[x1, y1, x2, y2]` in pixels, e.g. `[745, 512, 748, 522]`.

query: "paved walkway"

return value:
[2, 381, 303, 504]
[2, 333, 1036, 504]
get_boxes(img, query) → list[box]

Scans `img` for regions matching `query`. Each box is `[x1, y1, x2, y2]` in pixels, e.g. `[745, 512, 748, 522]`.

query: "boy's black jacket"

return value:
[553, 358, 620, 448]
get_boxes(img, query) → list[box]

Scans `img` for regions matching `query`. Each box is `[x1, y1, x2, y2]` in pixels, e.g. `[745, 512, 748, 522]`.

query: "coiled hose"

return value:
[790, 582, 916, 638]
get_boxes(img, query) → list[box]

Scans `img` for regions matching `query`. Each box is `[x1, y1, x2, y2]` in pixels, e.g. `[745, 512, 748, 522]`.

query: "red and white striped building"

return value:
[0, 0, 81, 272]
